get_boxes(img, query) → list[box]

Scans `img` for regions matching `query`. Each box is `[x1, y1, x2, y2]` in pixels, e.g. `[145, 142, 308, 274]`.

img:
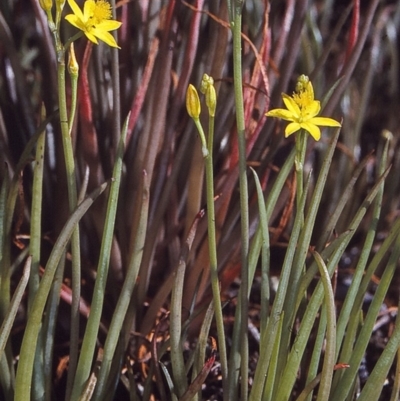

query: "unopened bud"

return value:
[68, 43, 79, 76]
[56, 0, 65, 10]
[200, 73, 214, 94]
[186, 84, 201, 119]
[39, 0, 52, 11]
[295, 74, 309, 94]
[205, 85, 216, 117]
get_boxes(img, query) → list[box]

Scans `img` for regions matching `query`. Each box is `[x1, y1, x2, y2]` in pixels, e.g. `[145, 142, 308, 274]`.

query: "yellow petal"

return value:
[306, 80, 314, 101]
[282, 94, 301, 118]
[301, 122, 321, 141]
[266, 108, 296, 122]
[83, 0, 96, 20]
[84, 31, 99, 44]
[285, 122, 301, 137]
[96, 19, 122, 31]
[310, 116, 341, 127]
[303, 100, 320, 119]
[67, 0, 84, 20]
[65, 14, 86, 31]
[92, 28, 120, 48]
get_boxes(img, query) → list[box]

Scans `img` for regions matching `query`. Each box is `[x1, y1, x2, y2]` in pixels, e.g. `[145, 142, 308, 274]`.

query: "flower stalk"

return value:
[230, 5, 250, 400]
[55, 42, 83, 401]
[25, 1, 121, 398]
[186, 78, 228, 396]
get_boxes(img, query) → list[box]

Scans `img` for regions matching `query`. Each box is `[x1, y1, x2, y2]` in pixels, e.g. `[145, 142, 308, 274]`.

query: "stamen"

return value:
[93, 0, 112, 23]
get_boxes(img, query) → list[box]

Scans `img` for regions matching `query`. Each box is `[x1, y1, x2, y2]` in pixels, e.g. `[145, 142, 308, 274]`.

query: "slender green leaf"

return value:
[250, 173, 311, 401]
[312, 251, 336, 401]
[250, 167, 270, 336]
[0, 256, 30, 359]
[70, 114, 129, 400]
[93, 168, 149, 400]
[14, 182, 108, 401]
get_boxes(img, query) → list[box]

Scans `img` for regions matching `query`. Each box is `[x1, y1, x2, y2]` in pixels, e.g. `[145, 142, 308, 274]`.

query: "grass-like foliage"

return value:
[0, 0, 399, 400]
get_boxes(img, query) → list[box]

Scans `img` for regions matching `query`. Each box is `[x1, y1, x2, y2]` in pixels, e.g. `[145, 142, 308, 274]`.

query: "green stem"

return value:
[64, 33, 84, 51]
[56, 47, 82, 401]
[57, 52, 79, 211]
[29, 105, 47, 399]
[193, 117, 228, 394]
[29, 88, 46, 305]
[110, 0, 121, 143]
[231, 3, 250, 400]
[46, 16, 82, 395]
[295, 130, 307, 214]
[65, 47, 80, 400]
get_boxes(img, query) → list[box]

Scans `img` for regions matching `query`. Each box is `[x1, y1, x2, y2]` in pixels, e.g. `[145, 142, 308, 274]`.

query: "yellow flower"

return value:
[65, 0, 122, 48]
[266, 75, 341, 141]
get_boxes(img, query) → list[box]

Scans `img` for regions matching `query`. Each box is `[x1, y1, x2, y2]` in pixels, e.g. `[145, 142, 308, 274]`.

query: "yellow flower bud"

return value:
[200, 73, 214, 94]
[200, 73, 216, 117]
[68, 43, 79, 76]
[186, 84, 201, 119]
[205, 85, 216, 117]
[39, 0, 53, 11]
[56, 0, 65, 11]
[295, 74, 310, 94]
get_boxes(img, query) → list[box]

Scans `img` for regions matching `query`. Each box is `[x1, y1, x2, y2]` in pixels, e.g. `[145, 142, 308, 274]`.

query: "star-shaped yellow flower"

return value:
[266, 76, 341, 141]
[65, 0, 122, 48]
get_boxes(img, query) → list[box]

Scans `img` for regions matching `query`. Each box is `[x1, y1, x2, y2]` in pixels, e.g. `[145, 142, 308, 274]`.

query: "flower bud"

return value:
[56, 0, 65, 11]
[186, 84, 201, 119]
[205, 85, 216, 117]
[39, 0, 53, 11]
[68, 43, 79, 76]
[295, 74, 309, 94]
[200, 73, 214, 94]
